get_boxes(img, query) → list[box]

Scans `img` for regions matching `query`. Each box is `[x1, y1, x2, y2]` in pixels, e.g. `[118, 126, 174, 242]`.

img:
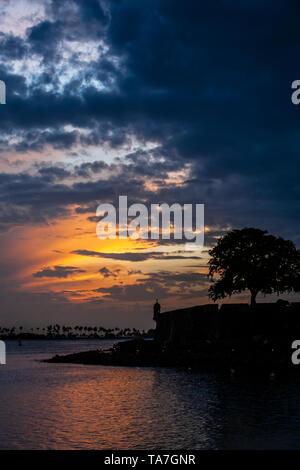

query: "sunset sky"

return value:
[0, 0, 300, 328]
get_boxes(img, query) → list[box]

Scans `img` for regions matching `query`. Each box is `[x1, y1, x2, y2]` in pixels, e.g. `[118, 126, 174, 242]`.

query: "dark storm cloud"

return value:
[145, 271, 208, 284]
[94, 283, 166, 301]
[37, 165, 72, 182]
[74, 161, 108, 178]
[72, 249, 201, 262]
[27, 20, 64, 60]
[0, 34, 28, 60]
[94, 269, 209, 301]
[0, 172, 118, 210]
[27, 0, 108, 61]
[33, 265, 86, 278]
[0, 158, 194, 230]
[48, 0, 109, 38]
[0, 0, 299, 243]
[16, 129, 79, 152]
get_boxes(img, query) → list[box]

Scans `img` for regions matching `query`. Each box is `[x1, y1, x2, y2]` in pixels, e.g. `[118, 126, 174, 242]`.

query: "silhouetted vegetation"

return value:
[208, 228, 300, 305]
[0, 324, 154, 340]
[47, 302, 300, 377]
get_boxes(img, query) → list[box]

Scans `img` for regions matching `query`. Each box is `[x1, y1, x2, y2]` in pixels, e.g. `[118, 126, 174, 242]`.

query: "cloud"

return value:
[1, 0, 300, 326]
[93, 269, 210, 302]
[0, 0, 298, 241]
[72, 249, 202, 262]
[99, 266, 119, 278]
[0, 33, 28, 60]
[33, 265, 86, 278]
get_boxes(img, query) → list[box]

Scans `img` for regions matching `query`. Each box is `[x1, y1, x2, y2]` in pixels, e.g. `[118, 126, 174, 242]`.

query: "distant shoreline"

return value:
[0, 335, 143, 341]
[44, 336, 299, 378]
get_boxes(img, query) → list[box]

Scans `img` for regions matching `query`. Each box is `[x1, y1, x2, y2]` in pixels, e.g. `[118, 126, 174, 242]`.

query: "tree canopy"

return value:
[208, 228, 300, 305]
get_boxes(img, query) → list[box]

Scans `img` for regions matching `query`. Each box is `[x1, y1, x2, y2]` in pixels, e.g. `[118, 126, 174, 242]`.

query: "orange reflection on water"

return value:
[40, 364, 211, 449]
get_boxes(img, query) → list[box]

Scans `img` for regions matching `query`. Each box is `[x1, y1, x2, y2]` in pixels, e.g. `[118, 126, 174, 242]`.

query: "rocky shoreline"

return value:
[44, 336, 298, 377]
[45, 303, 300, 377]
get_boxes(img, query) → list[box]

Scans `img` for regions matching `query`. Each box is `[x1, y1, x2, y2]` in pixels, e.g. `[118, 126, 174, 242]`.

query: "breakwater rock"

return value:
[45, 303, 300, 376]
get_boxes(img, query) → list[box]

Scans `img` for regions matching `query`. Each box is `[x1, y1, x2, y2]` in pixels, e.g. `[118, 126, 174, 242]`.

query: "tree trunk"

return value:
[250, 290, 257, 306]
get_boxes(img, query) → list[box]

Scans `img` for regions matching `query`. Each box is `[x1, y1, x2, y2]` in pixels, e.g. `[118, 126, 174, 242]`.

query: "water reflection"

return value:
[39, 368, 219, 449]
[1, 340, 300, 449]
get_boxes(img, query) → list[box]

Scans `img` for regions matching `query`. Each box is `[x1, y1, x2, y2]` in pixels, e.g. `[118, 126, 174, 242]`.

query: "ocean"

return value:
[0, 339, 300, 449]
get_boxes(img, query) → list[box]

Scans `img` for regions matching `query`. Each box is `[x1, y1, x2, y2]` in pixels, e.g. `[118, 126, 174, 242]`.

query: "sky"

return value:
[0, 0, 300, 329]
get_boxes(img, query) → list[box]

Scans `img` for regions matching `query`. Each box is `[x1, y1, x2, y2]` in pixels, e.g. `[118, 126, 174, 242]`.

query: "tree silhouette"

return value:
[208, 228, 300, 306]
